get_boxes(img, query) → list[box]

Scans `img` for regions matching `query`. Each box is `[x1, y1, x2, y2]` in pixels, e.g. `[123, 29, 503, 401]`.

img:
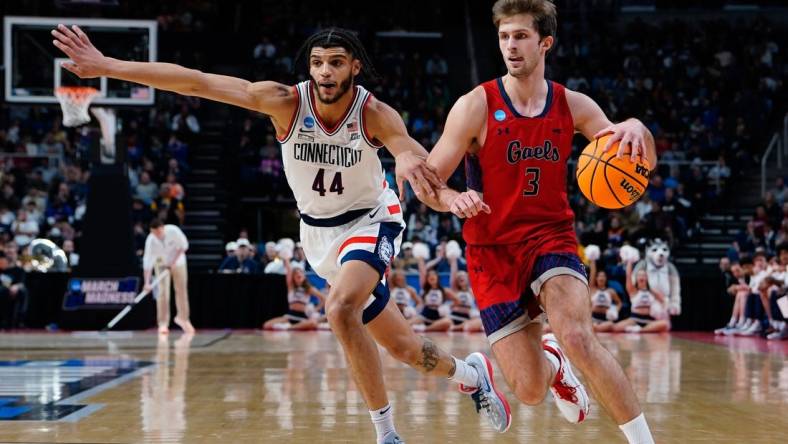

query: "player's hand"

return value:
[51, 24, 108, 78]
[143, 284, 153, 294]
[395, 151, 444, 201]
[594, 119, 648, 163]
[450, 190, 491, 219]
[668, 304, 681, 316]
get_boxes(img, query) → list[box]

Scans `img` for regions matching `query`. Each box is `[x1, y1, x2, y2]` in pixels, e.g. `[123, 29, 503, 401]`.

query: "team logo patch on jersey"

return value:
[303, 116, 315, 129]
[378, 236, 393, 265]
[494, 109, 506, 122]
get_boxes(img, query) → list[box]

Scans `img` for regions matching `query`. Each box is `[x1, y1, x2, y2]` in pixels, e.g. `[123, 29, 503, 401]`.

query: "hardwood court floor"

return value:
[0, 330, 785, 443]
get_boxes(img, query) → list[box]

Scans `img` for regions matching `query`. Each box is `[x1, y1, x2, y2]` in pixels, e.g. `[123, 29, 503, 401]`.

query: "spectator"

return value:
[769, 177, 787, 205]
[218, 238, 259, 274]
[62, 239, 79, 269]
[425, 242, 467, 274]
[11, 210, 39, 247]
[407, 203, 438, 247]
[225, 241, 237, 259]
[136, 171, 159, 205]
[171, 105, 200, 134]
[131, 197, 153, 226]
[0, 251, 28, 328]
[151, 183, 185, 226]
[166, 173, 185, 201]
[0, 205, 15, 234]
[45, 195, 75, 226]
[393, 242, 420, 272]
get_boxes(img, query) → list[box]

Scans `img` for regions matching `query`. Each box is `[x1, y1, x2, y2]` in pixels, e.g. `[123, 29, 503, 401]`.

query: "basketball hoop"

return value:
[55, 86, 101, 127]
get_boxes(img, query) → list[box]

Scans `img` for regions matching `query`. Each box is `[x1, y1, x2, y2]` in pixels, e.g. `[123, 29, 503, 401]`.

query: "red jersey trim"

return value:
[276, 85, 301, 143]
[307, 81, 360, 136]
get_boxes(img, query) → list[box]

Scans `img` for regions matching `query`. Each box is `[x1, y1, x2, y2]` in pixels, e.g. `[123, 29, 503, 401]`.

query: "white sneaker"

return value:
[271, 322, 291, 331]
[379, 431, 404, 443]
[459, 352, 512, 433]
[542, 334, 590, 423]
[724, 319, 751, 336]
[767, 326, 788, 340]
[625, 325, 643, 333]
[737, 320, 762, 336]
[714, 322, 736, 335]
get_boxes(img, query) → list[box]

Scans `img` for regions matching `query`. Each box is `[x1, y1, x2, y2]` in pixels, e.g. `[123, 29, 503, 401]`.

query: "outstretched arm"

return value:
[364, 98, 443, 200]
[52, 24, 295, 129]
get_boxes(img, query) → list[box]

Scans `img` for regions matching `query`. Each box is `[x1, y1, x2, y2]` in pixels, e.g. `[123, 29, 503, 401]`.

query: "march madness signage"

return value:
[63, 277, 140, 310]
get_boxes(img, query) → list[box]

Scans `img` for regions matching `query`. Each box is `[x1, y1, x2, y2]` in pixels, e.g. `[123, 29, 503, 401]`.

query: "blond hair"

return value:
[492, 0, 557, 39]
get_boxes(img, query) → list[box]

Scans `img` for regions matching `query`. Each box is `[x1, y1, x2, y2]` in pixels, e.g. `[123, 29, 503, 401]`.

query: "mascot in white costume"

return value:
[632, 239, 681, 318]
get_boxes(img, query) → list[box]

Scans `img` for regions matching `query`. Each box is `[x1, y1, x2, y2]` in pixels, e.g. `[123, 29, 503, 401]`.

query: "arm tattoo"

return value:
[416, 338, 440, 372]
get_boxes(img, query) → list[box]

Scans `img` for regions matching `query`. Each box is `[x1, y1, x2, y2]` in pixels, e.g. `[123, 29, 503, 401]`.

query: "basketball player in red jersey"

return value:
[419, 1, 657, 443]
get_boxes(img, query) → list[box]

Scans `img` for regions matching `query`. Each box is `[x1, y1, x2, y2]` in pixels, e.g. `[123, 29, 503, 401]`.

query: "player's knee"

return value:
[325, 292, 360, 331]
[556, 327, 595, 363]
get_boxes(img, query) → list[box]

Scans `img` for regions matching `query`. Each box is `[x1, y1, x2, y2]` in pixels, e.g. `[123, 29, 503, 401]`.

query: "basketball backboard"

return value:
[4, 16, 157, 105]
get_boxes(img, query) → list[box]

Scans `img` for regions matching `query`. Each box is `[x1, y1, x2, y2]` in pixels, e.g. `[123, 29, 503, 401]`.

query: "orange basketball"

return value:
[576, 135, 650, 209]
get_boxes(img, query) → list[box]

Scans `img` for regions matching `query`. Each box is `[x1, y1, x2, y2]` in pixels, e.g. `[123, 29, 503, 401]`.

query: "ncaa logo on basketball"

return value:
[378, 236, 393, 265]
[494, 109, 506, 122]
[304, 116, 315, 129]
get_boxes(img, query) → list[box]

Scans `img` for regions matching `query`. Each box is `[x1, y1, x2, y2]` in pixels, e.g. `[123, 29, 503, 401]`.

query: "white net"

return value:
[55, 87, 100, 127]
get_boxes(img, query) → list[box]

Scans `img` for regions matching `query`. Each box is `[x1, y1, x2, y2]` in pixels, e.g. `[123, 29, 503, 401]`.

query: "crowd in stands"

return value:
[718, 177, 788, 340]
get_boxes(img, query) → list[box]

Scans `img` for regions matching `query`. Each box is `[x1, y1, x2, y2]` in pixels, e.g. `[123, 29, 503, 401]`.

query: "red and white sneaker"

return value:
[542, 333, 590, 424]
[458, 352, 512, 433]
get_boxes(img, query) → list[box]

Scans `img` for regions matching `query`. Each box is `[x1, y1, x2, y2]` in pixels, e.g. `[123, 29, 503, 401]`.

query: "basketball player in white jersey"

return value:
[53, 25, 510, 442]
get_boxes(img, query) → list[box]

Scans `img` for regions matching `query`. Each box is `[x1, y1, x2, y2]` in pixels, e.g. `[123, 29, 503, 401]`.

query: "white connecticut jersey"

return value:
[279, 81, 386, 218]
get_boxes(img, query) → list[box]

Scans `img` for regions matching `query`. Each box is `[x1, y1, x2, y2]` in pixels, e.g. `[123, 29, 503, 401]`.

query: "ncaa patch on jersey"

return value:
[494, 109, 506, 122]
[304, 116, 315, 129]
[378, 236, 393, 265]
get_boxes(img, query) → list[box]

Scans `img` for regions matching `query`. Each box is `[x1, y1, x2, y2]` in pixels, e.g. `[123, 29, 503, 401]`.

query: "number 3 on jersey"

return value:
[312, 168, 344, 196]
[523, 167, 540, 196]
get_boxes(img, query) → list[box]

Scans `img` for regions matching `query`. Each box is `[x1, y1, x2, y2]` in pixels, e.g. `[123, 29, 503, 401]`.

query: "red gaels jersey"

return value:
[463, 78, 577, 246]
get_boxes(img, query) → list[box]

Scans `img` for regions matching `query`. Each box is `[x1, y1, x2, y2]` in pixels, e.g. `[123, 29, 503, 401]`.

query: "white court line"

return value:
[58, 403, 105, 423]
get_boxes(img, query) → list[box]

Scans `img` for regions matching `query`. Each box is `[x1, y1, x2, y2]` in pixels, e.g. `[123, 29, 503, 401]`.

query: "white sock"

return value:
[449, 357, 481, 388]
[370, 403, 395, 441]
[619, 413, 655, 444]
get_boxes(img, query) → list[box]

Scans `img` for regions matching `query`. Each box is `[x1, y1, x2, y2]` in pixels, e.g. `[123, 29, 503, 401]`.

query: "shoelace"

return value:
[471, 389, 501, 425]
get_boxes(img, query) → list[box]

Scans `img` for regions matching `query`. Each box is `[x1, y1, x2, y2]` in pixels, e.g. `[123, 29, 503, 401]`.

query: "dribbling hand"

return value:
[51, 24, 107, 78]
[450, 190, 491, 219]
[594, 119, 649, 163]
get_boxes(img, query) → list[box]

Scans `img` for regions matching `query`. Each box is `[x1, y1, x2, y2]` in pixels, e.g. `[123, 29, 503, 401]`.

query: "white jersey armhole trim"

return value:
[360, 92, 385, 149]
[276, 84, 302, 144]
